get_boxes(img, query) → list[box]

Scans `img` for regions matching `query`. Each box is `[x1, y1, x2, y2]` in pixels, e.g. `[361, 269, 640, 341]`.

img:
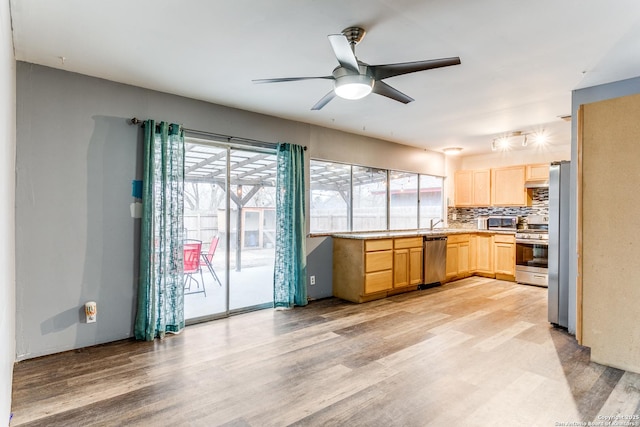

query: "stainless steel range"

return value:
[515, 215, 549, 287]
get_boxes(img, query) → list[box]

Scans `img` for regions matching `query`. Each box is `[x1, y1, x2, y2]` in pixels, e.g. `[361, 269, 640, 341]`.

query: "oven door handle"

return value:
[516, 239, 549, 246]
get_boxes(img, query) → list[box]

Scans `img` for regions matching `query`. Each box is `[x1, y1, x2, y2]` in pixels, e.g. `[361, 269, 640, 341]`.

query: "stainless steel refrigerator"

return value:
[548, 161, 570, 327]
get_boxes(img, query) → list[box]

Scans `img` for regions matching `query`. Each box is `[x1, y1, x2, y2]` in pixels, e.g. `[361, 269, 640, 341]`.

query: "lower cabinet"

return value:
[469, 235, 477, 272]
[409, 247, 423, 285]
[393, 249, 410, 288]
[445, 234, 471, 281]
[446, 233, 513, 283]
[333, 232, 516, 303]
[364, 244, 393, 293]
[393, 237, 423, 288]
[333, 236, 422, 303]
[494, 234, 516, 280]
[474, 234, 494, 276]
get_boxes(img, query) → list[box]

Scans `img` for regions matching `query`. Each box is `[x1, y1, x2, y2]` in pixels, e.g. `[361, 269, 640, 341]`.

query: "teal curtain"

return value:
[134, 121, 185, 340]
[274, 143, 307, 308]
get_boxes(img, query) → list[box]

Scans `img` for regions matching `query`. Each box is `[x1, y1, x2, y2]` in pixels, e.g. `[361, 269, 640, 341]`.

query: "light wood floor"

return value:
[11, 278, 640, 426]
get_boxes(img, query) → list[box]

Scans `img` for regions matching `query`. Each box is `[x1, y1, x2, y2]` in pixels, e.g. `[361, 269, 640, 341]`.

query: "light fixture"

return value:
[334, 74, 374, 100]
[491, 136, 511, 151]
[491, 131, 538, 151]
[532, 131, 548, 145]
[443, 147, 463, 155]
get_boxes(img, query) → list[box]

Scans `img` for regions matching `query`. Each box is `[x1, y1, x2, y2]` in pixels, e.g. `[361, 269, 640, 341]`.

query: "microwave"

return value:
[487, 215, 519, 231]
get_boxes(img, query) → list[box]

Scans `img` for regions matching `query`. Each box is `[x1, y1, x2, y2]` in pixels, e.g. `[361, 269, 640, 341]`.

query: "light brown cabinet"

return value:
[446, 233, 512, 283]
[409, 247, 423, 285]
[454, 170, 472, 206]
[454, 164, 545, 208]
[393, 237, 423, 288]
[364, 240, 393, 294]
[473, 170, 492, 206]
[474, 234, 494, 276]
[333, 238, 393, 303]
[491, 166, 530, 206]
[526, 164, 549, 182]
[454, 169, 490, 207]
[393, 249, 410, 288]
[333, 232, 516, 303]
[334, 236, 422, 303]
[494, 234, 516, 279]
[445, 234, 471, 280]
[469, 235, 477, 272]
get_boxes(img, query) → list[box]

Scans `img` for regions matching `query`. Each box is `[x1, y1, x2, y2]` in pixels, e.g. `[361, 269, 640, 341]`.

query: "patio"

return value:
[184, 247, 275, 320]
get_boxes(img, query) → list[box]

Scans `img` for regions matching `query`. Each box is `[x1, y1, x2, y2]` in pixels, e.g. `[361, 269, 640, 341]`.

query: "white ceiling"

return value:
[9, 0, 640, 155]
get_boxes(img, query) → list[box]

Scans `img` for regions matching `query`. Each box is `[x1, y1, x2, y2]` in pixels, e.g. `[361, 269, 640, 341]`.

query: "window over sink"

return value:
[309, 159, 444, 233]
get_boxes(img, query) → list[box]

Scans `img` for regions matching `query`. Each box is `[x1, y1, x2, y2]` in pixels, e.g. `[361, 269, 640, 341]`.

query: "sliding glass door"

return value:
[183, 140, 276, 321]
[228, 148, 276, 311]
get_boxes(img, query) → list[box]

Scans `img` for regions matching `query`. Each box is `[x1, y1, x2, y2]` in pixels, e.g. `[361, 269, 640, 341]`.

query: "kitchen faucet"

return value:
[429, 218, 443, 230]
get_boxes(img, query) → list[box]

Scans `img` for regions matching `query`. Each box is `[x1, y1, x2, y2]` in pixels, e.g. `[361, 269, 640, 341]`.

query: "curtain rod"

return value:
[129, 117, 307, 151]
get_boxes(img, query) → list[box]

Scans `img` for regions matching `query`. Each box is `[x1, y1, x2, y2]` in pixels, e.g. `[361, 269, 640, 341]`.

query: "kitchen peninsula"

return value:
[332, 229, 516, 303]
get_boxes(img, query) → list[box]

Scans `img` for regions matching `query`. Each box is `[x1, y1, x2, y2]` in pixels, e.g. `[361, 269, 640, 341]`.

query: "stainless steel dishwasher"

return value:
[423, 236, 447, 286]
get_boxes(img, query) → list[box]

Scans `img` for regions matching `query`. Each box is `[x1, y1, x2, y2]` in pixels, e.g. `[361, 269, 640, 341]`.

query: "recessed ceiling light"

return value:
[443, 147, 463, 155]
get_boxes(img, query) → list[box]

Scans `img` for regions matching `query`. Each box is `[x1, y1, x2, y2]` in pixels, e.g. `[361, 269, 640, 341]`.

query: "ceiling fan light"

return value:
[334, 75, 374, 100]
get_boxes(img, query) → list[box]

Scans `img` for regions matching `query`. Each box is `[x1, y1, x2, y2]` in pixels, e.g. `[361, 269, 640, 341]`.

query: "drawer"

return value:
[365, 239, 393, 252]
[447, 234, 469, 244]
[365, 250, 393, 273]
[394, 237, 423, 249]
[494, 234, 515, 243]
[365, 270, 393, 294]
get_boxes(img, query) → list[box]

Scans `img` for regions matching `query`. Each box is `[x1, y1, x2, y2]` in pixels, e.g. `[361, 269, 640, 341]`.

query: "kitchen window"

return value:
[309, 160, 351, 233]
[389, 171, 418, 230]
[309, 159, 444, 233]
[419, 174, 444, 228]
[352, 166, 387, 231]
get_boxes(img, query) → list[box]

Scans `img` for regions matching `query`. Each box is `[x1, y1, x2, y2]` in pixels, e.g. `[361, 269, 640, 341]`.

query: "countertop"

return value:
[329, 229, 516, 240]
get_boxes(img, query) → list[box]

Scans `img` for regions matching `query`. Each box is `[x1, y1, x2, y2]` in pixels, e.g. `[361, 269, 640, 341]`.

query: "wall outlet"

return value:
[85, 301, 97, 323]
[452, 212, 457, 220]
[310, 275, 316, 285]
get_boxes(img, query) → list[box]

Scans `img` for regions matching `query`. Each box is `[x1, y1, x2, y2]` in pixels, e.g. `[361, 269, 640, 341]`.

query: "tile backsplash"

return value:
[448, 188, 548, 229]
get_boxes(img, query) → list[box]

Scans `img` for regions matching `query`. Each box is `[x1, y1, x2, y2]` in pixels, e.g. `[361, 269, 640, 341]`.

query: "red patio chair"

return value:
[184, 240, 206, 296]
[200, 236, 222, 287]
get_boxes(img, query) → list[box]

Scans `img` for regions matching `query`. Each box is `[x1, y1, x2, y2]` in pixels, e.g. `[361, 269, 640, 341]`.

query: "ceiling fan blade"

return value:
[372, 81, 414, 104]
[328, 34, 360, 73]
[253, 76, 333, 84]
[370, 57, 461, 80]
[311, 90, 337, 110]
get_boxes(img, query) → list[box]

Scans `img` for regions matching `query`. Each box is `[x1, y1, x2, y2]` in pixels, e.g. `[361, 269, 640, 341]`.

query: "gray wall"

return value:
[306, 237, 334, 300]
[15, 62, 444, 359]
[569, 76, 640, 334]
[0, 0, 15, 421]
[0, 1, 16, 425]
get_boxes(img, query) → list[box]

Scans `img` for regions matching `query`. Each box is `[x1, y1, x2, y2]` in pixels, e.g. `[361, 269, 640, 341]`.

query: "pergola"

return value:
[184, 142, 278, 271]
[183, 141, 435, 266]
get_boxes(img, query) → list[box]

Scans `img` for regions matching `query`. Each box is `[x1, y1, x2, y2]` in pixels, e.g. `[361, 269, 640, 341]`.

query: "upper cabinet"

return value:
[473, 170, 491, 206]
[454, 169, 490, 207]
[491, 165, 530, 206]
[454, 163, 544, 207]
[525, 164, 550, 182]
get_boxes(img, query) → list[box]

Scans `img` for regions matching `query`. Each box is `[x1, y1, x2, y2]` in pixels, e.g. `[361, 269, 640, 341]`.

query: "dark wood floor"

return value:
[11, 278, 640, 426]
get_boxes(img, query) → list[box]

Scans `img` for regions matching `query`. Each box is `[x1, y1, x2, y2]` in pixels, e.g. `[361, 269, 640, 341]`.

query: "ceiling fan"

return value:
[253, 27, 461, 110]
